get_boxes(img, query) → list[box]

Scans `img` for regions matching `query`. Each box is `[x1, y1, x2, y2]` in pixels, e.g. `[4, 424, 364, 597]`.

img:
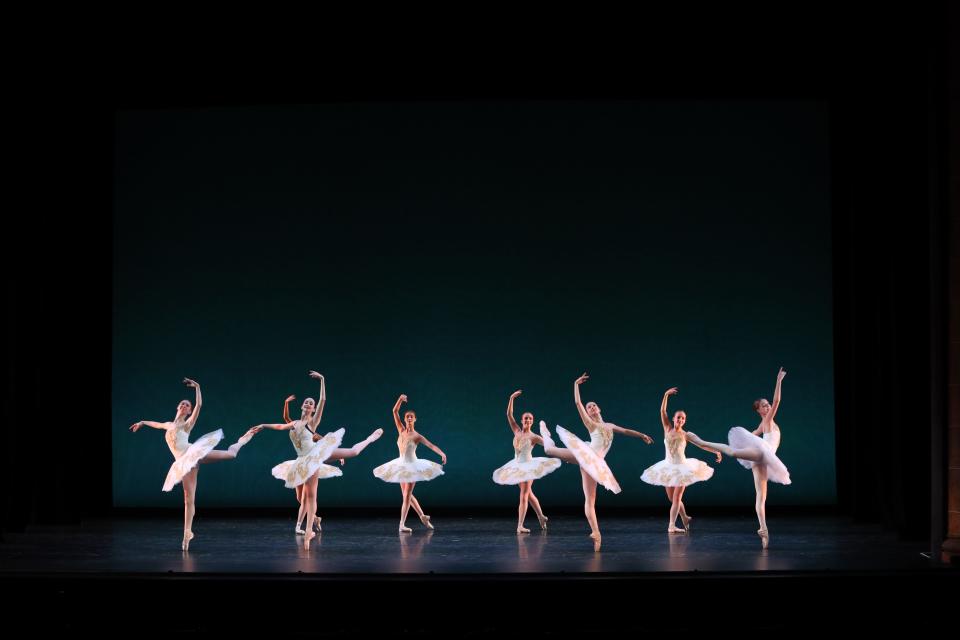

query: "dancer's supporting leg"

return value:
[181, 467, 198, 551]
[581, 469, 600, 546]
[399, 482, 415, 532]
[664, 487, 693, 531]
[517, 481, 531, 533]
[667, 485, 687, 533]
[753, 465, 769, 548]
[295, 485, 307, 534]
[303, 473, 320, 549]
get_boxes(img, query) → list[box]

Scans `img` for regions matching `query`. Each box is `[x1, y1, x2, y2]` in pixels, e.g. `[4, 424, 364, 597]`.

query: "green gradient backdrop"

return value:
[112, 101, 834, 507]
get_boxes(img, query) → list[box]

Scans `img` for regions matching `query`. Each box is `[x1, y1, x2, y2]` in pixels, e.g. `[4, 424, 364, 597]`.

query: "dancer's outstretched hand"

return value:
[714, 451, 722, 463]
[575, 373, 589, 385]
[130, 421, 141, 432]
[183, 378, 199, 388]
[665, 387, 678, 396]
[285, 394, 296, 403]
[640, 433, 653, 444]
[308, 371, 323, 380]
[510, 390, 522, 399]
[777, 367, 787, 381]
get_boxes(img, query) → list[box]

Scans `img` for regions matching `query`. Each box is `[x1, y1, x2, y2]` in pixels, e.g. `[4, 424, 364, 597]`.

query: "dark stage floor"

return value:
[0, 515, 943, 574]
[3, 514, 956, 633]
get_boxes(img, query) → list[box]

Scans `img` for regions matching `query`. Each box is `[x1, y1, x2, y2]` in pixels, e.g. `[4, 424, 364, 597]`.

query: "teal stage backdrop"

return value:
[113, 101, 834, 507]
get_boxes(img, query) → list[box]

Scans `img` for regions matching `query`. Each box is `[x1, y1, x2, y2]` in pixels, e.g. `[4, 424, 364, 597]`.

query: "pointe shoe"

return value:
[667, 526, 686, 534]
[420, 514, 434, 530]
[295, 525, 306, 535]
[304, 530, 316, 548]
[314, 516, 322, 532]
[399, 525, 413, 533]
[537, 515, 549, 530]
[680, 514, 692, 532]
[758, 528, 769, 549]
[517, 526, 531, 534]
[369, 428, 384, 442]
[538, 421, 552, 441]
[589, 532, 601, 551]
[182, 530, 194, 551]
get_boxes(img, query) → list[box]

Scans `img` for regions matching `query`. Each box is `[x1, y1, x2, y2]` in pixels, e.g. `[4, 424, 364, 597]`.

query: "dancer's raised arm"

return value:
[660, 387, 678, 430]
[307, 372, 325, 429]
[768, 367, 786, 422]
[507, 390, 522, 434]
[753, 368, 786, 435]
[183, 378, 202, 432]
[574, 373, 599, 428]
[393, 394, 408, 433]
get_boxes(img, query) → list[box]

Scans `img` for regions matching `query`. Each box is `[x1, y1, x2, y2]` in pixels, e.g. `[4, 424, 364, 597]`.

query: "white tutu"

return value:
[640, 458, 714, 487]
[641, 430, 714, 487]
[727, 426, 791, 485]
[492, 457, 561, 485]
[163, 429, 224, 491]
[556, 426, 621, 494]
[272, 428, 345, 488]
[373, 457, 444, 483]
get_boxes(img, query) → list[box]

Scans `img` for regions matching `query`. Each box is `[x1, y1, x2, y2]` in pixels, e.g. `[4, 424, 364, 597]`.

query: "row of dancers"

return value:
[130, 368, 790, 551]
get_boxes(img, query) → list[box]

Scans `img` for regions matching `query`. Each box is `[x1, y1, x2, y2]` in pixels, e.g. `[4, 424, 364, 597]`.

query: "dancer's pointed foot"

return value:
[539, 421, 559, 449]
[304, 530, 316, 549]
[517, 526, 531, 534]
[758, 528, 769, 549]
[680, 513, 692, 532]
[667, 526, 686, 534]
[537, 514, 549, 530]
[368, 428, 384, 443]
[589, 532, 601, 551]
[295, 525, 305, 535]
[419, 514, 434, 530]
[181, 530, 194, 551]
[314, 516, 322, 532]
[399, 525, 413, 533]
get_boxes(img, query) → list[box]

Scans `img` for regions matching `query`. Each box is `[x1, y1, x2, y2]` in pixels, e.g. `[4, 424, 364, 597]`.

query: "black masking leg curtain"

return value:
[831, 35, 948, 539]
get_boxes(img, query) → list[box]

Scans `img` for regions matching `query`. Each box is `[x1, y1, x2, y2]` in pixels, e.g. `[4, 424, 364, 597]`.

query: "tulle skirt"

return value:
[492, 457, 561, 485]
[163, 429, 224, 492]
[640, 457, 714, 487]
[727, 426, 791, 485]
[556, 426, 621, 494]
[271, 428, 345, 488]
[373, 457, 444, 483]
